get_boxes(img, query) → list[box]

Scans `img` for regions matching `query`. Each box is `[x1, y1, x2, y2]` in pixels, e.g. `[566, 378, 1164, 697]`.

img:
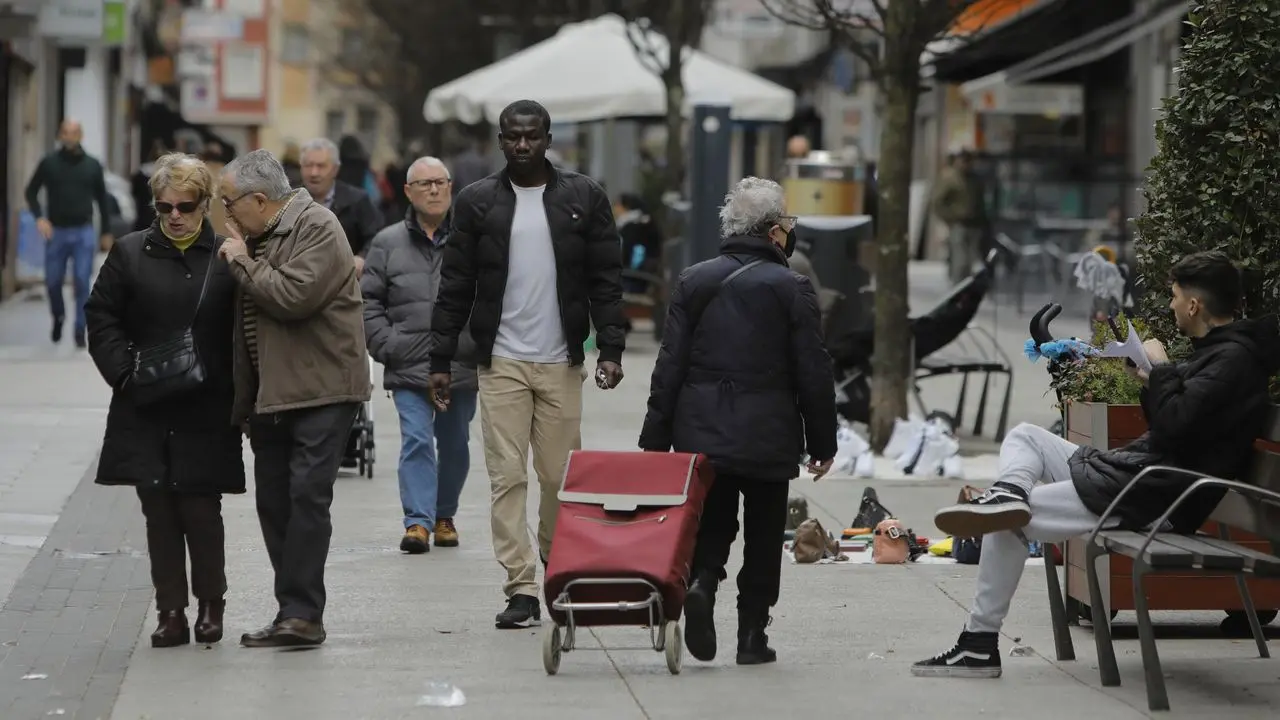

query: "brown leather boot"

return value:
[194, 599, 225, 644]
[151, 610, 190, 648]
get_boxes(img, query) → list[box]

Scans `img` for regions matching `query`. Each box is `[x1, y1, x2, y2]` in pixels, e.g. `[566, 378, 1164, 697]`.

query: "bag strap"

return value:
[687, 258, 766, 335]
[187, 244, 218, 328]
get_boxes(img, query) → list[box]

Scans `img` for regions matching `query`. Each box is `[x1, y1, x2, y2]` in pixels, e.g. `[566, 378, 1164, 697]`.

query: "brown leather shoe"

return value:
[400, 524, 430, 554]
[195, 599, 225, 644]
[240, 618, 326, 647]
[151, 610, 190, 648]
[433, 518, 459, 547]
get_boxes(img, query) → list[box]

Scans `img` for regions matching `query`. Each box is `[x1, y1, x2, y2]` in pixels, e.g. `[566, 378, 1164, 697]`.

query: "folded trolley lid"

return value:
[559, 450, 701, 513]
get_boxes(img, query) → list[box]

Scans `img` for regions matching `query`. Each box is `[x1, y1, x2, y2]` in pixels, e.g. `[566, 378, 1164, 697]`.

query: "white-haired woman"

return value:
[86, 152, 245, 648]
[639, 176, 839, 666]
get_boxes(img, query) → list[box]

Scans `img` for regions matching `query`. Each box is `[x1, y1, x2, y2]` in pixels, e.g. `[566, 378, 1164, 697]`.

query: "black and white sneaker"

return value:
[933, 482, 1031, 538]
[495, 594, 541, 629]
[911, 631, 1002, 678]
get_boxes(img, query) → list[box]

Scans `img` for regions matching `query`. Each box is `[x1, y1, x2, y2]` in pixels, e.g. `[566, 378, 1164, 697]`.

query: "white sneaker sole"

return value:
[911, 664, 1002, 678]
[934, 502, 1031, 539]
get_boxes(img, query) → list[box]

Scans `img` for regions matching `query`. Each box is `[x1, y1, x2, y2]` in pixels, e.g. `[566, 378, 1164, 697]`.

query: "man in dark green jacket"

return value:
[24, 119, 113, 347]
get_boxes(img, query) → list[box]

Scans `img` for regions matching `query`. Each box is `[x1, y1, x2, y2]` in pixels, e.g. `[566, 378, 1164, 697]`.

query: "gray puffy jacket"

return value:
[361, 211, 478, 392]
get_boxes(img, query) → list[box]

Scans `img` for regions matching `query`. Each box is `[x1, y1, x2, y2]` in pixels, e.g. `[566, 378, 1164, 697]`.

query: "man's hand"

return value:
[99, 233, 114, 253]
[806, 457, 835, 480]
[595, 360, 623, 389]
[35, 218, 53, 240]
[1142, 338, 1169, 365]
[428, 372, 452, 411]
[354, 255, 366, 277]
[219, 223, 248, 261]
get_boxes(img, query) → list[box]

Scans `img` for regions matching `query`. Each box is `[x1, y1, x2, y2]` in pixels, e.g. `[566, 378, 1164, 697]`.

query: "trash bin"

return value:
[783, 152, 866, 216]
[794, 215, 875, 333]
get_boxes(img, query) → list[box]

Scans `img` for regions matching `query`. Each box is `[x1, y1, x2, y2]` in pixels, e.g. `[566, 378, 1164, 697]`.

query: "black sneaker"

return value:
[933, 482, 1031, 538]
[73, 328, 86, 349]
[495, 594, 541, 629]
[911, 631, 1001, 678]
[683, 575, 717, 661]
[51, 318, 64, 344]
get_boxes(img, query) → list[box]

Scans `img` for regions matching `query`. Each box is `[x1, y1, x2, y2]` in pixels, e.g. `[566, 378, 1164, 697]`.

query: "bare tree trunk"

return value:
[868, 4, 922, 450]
[661, 0, 686, 195]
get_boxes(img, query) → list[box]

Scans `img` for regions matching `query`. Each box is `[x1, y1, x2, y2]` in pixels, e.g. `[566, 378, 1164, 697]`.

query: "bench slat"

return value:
[1189, 535, 1280, 577]
[1156, 534, 1245, 571]
[1100, 531, 1195, 568]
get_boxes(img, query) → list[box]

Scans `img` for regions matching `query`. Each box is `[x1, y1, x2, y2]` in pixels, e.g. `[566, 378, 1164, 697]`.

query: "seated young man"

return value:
[914, 250, 1279, 678]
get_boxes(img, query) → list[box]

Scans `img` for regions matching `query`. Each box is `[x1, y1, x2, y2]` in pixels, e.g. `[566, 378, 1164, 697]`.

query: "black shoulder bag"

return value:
[129, 253, 216, 407]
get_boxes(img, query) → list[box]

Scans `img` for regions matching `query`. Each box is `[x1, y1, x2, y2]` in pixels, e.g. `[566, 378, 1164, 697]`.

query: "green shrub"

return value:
[1134, 2, 1280, 398]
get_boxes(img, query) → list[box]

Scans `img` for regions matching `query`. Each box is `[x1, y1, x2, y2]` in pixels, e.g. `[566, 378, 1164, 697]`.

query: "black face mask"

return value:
[783, 228, 797, 258]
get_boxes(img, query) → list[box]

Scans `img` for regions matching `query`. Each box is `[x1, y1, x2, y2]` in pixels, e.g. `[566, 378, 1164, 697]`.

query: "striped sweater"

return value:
[240, 192, 300, 372]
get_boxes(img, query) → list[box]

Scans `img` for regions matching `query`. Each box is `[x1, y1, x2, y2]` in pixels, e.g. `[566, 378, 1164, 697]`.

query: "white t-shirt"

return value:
[492, 183, 569, 364]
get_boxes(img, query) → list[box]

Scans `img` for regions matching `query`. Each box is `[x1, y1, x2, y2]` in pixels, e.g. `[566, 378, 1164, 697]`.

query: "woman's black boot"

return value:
[736, 608, 777, 665]
[195, 599, 225, 644]
[683, 572, 718, 661]
[151, 610, 190, 648]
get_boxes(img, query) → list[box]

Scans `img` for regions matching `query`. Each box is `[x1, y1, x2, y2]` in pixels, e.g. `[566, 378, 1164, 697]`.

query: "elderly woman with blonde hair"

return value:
[86, 152, 246, 648]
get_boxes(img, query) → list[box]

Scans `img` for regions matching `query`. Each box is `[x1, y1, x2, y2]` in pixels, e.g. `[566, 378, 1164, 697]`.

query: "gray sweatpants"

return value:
[965, 423, 1121, 634]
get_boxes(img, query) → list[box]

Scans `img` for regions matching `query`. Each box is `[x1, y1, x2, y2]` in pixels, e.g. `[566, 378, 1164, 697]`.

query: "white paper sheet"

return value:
[1097, 319, 1152, 373]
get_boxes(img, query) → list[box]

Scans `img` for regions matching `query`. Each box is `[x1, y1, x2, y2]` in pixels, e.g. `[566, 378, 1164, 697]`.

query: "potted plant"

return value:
[1044, 314, 1149, 450]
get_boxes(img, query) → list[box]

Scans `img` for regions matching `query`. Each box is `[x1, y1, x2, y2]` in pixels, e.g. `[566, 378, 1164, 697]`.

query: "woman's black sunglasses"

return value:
[155, 201, 201, 215]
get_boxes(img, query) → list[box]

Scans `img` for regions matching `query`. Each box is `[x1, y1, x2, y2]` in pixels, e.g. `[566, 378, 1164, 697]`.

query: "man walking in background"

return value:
[363, 156, 478, 554]
[25, 119, 114, 348]
[932, 149, 989, 284]
[428, 99, 627, 629]
[218, 149, 371, 647]
[299, 138, 383, 275]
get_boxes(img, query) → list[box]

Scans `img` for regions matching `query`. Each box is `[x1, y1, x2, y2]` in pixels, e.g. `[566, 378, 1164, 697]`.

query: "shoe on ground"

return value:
[433, 517, 459, 547]
[400, 524, 430, 554]
[736, 609, 776, 665]
[495, 594, 541, 629]
[933, 482, 1031, 538]
[74, 327, 86, 349]
[683, 575, 718, 662]
[911, 630, 1001, 678]
[240, 618, 326, 647]
[51, 318, 63, 344]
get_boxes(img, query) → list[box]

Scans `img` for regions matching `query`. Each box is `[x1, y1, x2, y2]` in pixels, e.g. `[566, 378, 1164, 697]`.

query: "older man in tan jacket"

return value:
[217, 149, 370, 648]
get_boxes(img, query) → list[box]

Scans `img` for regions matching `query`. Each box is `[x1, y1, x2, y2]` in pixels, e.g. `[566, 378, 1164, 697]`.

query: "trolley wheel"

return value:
[663, 621, 682, 675]
[543, 624, 563, 675]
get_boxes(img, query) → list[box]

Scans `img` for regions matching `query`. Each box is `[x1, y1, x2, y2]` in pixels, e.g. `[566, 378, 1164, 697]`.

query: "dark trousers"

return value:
[248, 402, 359, 623]
[137, 487, 227, 610]
[690, 474, 790, 610]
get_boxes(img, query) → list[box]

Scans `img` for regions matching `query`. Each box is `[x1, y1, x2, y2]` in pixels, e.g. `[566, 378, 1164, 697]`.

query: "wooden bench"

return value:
[1041, 406, 1280, 711]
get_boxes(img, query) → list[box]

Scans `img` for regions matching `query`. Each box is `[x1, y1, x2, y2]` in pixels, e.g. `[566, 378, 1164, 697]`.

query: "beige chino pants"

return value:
[479, 357, 585, 599]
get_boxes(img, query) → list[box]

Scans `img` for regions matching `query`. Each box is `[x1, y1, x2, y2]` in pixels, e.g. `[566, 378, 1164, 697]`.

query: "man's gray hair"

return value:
[719, 176, 787, 238]
[300, 137, 340, 165]
[223, 149, 294, 201]
[407, 156, 451, 181]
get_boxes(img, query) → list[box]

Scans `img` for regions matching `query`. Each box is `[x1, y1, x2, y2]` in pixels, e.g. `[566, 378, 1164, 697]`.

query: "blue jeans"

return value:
[45, 224, 96, 332]
[393, 388, 478, 529]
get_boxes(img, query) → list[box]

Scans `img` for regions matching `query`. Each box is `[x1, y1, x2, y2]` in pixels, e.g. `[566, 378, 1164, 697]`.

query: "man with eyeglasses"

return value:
[361, 157, 478, 554]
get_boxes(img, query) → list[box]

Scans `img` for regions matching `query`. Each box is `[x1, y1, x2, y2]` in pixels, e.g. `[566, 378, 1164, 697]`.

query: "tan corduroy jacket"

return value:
[226, 194, 371, 422]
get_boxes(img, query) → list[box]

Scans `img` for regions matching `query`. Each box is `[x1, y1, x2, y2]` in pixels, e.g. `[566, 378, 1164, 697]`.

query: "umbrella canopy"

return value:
[424, 14, 796, 124]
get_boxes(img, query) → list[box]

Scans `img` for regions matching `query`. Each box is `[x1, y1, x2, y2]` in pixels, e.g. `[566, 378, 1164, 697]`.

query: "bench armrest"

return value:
[1085, 465, 1214, 546]
[1133, 478, 1280, 562]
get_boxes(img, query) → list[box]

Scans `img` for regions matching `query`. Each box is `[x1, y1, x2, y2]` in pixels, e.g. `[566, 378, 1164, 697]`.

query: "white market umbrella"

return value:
[424, 14, 796, 124]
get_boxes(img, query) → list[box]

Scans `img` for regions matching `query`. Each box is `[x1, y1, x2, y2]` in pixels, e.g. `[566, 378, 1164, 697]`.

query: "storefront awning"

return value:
[961, 1, 1188, 97]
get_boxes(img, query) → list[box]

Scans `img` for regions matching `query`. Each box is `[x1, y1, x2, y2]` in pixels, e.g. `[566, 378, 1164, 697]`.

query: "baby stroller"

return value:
[341, 356, 377, 478]
[828, 248, 1013, 440]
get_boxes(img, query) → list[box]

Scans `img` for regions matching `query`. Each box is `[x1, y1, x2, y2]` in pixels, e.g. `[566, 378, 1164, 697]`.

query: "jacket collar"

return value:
[497, 158, 561, 191]
[404, 205, 451, 245]
[270, 190, 312, 237]
[719, 234, 789, 266]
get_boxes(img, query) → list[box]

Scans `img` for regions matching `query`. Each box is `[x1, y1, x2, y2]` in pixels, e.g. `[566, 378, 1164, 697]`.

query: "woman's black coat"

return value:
[638, 235, 839, 480]
[85, 221, 246, 494]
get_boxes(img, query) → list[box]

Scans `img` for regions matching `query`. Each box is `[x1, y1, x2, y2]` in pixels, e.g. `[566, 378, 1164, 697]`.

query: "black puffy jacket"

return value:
[429, 162, 626, 370]
[1070, 317, 1280, 532]
[638, 235, 839, 481]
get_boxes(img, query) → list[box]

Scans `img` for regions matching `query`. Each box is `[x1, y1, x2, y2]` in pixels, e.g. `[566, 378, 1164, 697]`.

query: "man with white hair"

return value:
[217, 149, 371, 647]
[299, 137, 384, 274]
[362, 157, 478, 554]
[639, 176, 838, 667]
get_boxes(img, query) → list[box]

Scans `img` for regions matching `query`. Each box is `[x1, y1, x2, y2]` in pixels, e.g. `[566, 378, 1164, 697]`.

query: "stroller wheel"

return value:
[361, 426, 375, 479]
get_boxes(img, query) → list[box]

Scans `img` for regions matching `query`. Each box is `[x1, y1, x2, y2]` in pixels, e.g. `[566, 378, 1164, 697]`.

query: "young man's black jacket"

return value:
[1069, 316, 1280, 532]
[638, 235, 839, 481]
[429, 162, 626, 371]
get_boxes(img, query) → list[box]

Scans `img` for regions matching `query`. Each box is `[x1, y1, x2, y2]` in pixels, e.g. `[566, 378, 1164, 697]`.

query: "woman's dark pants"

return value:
[137, 487, 227, 610]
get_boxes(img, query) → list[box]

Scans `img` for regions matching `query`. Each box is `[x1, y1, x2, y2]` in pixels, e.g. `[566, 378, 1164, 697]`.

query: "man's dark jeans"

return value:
[248, 402, 359, 623]
[691, 473, 790, 610]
